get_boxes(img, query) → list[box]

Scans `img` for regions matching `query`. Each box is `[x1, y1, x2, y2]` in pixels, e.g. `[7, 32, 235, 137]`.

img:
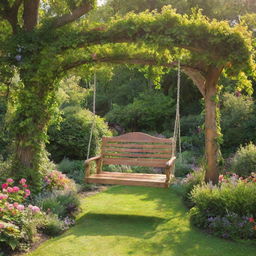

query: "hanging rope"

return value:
[172, 60, 182, 161]
[87, 72, 97, 160]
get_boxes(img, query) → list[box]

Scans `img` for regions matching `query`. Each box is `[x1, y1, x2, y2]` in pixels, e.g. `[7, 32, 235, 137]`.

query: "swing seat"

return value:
[85, 132, 176, 188]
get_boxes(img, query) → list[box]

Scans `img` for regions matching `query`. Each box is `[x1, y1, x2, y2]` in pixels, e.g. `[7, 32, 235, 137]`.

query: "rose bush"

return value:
[44, 170, 76, 192]
[0, 178, 42, 251]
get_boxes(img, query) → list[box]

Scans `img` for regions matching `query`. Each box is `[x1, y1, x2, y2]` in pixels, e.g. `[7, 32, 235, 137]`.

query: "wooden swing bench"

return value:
[85, 132, 176, 188]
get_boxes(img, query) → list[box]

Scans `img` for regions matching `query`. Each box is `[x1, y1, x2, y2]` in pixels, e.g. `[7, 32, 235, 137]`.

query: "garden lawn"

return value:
[27, 186, 256, 256]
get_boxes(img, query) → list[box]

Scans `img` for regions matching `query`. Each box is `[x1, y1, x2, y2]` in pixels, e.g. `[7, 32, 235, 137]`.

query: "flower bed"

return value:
[189, 173, 256, 240]
[0, 178, 41, 250]
[0, 171, 80, 253]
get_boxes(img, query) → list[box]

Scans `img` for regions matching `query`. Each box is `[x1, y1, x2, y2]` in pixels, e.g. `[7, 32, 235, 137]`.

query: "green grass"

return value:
[27, 186, 256, 256]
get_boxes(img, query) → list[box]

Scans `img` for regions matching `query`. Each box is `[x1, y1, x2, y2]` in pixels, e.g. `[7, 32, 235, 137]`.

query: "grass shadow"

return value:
[69, 213, 166, 238]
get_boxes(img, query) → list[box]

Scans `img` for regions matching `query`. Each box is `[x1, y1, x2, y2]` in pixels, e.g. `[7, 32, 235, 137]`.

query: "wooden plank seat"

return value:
[85, 132, 176, 188]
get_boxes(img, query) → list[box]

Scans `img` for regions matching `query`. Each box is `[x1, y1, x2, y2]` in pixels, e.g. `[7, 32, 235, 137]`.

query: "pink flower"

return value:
[23, 184, 28, 188]
[13, 202, 19, 208]
[8, 204, 14, 210]
[32, 206, 40, 213]
[0, 223, 5, 229]
[249, 218, 254, 223]
[28, 204, 33, 210]
[7, 178, 14, 184]
[218, 175, 224, 182]
[0, 194, 8, 200]
[19, 178, 27, 185]
[13, 186, 20, 192]
[17, 204, 25, 211]
[1, 183, 8, 189]
[7, 187, 13, 193]
[25, 189, 31, 196]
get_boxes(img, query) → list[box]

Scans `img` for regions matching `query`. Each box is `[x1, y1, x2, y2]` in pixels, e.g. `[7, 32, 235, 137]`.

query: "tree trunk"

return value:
[11, 78, 55, 190]
[204, 66, 222, 184]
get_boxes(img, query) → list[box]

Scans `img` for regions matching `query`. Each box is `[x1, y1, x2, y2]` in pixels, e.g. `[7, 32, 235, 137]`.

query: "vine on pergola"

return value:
[0, 1, 254, 189]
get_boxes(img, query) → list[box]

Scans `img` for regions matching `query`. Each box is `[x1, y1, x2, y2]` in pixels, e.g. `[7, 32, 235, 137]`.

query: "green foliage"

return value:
[178, 168, 205, 207]
[106, 91, 175, 132]
[231, 143, 256, 177]
[174, 151, 200, 177]
[190, 176, 256, 218]
[190, 174, 256, 239]
[35, 191, 80, 219]
[221, 93, 256, 155]
[40, 214, 65, 237]
[58, 158, 85, 184]
[106, 0, 256, 20]
[47, 106, 112, 162]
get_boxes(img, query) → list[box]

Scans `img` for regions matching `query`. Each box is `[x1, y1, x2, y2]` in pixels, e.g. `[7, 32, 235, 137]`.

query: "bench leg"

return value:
[165, 164, 175, 186]
[96, 159, 102, 174]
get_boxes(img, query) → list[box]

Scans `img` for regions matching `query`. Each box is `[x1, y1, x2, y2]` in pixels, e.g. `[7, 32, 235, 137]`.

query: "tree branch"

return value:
[51, 0, 94, 29]
[0, 0, 23, 33]
[23, 0, 40, 31]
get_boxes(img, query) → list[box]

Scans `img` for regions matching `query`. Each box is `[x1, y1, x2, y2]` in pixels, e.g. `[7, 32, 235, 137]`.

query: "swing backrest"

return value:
[101, 132, 173, 168]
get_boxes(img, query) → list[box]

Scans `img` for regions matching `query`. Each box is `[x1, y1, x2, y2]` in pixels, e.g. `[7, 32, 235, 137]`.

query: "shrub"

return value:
[0, 178, 42, 251]
[180, 114, 204, 154]
[221, 93, 256, 155]
[58, 158, 84, 184]
[47, 106, 112, 162]
[40, 214, 65, 236]
[44, 170, 76, 192]
[0, 158, 12, 183]
[35, 191, 80, 219]
[190, 173, 256, 239]
[231, 143, 256, 177]
[105, 91, 175, 132]
[174, 151, 200, 177]
[178, 168, 205, 207]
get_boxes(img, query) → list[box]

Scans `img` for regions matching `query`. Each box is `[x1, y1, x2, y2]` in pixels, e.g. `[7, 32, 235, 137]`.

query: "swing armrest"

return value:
[166, 157, 176, 167]
[84, 155, 101, 166]
[85, 156, 102, 179]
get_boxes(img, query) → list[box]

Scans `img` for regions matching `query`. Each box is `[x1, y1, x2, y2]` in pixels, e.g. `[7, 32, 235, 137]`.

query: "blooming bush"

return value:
[177, 168, 205, 207]
[0, 178, 42, 250]
[231, 143, 256, 177]
[44, 170, 76, 191]
[189, 173, 256, 239]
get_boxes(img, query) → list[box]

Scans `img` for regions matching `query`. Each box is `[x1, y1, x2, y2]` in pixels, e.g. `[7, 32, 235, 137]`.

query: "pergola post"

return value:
[204, 66, 223, 184]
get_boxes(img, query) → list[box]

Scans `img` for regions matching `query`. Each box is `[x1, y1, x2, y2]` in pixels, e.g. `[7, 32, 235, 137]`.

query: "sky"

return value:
[97, 0, 106, 6]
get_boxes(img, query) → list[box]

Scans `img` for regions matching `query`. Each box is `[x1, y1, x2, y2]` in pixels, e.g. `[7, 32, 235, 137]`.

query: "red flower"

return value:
[1, 183, 8, 189]
[249, 218, 254, 223]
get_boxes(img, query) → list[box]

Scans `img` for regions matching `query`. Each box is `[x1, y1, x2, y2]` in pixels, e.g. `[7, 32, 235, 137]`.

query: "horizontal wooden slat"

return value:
[102, 147, 172, 154]
[103, 132, 172, 144]
[95, 172, 165, 180]
[103, 138, 172, 144]
[103, 158, 167, 167]
[85, 172, 171, 188]
[103, 153, 170, 159]
[103, 143, 172, 149]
